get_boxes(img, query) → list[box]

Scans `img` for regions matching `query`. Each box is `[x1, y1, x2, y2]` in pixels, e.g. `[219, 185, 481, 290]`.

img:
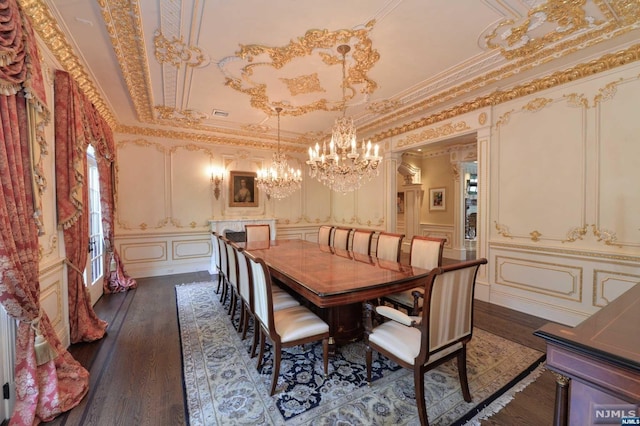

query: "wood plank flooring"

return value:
[43, 271, 556, 425]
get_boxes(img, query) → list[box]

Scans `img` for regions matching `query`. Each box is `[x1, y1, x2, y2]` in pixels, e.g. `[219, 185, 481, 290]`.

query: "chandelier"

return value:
[256, 107, 302, 200]
[306, 44, 382, 194]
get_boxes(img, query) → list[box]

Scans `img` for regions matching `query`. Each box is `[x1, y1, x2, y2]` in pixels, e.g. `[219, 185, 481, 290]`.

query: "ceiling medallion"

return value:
[306, 45, 381, 194]
[256, 107, 302, 200]
[222, 21, 379, 116]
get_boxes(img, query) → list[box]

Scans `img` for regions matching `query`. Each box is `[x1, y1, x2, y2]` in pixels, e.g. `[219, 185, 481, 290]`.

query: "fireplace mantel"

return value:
[208, 218, 276, 272]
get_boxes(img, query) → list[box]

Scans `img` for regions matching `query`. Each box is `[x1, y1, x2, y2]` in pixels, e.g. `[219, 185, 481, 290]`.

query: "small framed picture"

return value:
[429, 187, 446, 211]
[229, 171, 258, 207]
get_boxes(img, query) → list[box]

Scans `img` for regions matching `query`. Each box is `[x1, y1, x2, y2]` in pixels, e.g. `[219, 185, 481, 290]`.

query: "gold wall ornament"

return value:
[280, 73, 325, 96]
[562, 225, 589, 243]
[396, 121, 471, 148]
[223, 21, 379, 116]
[593, 79, 623, 105]
[530, 230, 542, 242]
[494, 221, 514, 239]
[522, 97, 553, 112]
[153, 30, 205, 68]
[592, 224, 621, 247]
[495, 110, 513, 129]
[564, 93, 589, 108]
[478, 112, 487, 125]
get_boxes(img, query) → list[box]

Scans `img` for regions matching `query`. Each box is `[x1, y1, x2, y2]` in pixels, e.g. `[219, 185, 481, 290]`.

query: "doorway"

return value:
[85, 145, 104, 305]
[463, 161, 477, 253]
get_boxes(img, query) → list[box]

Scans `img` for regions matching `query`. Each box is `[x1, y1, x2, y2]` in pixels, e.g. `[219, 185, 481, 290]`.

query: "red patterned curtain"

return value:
[54, 70, 108, 343]
[0, 1, 89, 424]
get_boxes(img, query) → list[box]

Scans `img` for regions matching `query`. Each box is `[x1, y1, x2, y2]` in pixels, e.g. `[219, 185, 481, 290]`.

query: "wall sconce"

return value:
[211, 170, 224, 200]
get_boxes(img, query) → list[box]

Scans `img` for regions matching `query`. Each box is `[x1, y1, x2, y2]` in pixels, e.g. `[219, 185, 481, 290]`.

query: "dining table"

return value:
[239, 239, 432, 347]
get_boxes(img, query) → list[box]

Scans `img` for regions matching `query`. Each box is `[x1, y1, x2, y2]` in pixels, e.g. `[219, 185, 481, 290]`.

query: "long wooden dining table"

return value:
[239, 239, 432, 346]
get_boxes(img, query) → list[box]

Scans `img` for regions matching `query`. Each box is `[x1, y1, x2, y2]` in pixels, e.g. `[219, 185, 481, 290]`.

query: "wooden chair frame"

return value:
[375, 232, 405, 262]
[245, 224, 271, 242]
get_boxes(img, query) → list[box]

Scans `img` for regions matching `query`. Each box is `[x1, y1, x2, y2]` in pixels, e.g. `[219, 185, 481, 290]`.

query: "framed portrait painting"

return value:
[229, 171, 258, 207]
[429, 187, 446, 211]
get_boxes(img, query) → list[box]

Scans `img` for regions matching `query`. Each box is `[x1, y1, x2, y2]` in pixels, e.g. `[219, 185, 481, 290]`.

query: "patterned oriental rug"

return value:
[176, 281, 545, 425]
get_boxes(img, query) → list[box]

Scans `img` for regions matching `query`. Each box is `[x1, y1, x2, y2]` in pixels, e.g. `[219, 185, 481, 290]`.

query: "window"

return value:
[85, 145, 104, 304]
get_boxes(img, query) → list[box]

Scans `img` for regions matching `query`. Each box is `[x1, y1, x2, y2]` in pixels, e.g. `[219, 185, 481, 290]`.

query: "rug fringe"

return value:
[463, 363, 547, 425]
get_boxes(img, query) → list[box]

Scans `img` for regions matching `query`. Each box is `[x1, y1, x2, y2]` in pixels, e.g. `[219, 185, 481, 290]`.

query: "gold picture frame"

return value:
[229, 171, 258, 207]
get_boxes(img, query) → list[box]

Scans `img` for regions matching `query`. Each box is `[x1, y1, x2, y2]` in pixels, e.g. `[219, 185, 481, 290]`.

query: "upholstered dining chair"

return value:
[233, 244, 252, 337]
[245, 251, 330, 395]
[382, 236, 446, 315]
[217, 235, 229, 303]
[318, 225, 334, 246]
[225, 238, 240, 322]
[351, 229, 374, 255]
[332, 227, 352, 250]
[245, 224, 271, 242]
[375, 232, 405, 262]
[212, 232, 224, 294]
[364, 258, 488, 426]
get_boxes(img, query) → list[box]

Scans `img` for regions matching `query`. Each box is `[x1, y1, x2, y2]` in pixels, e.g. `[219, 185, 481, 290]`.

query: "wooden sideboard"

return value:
[534, 283, 640, 426]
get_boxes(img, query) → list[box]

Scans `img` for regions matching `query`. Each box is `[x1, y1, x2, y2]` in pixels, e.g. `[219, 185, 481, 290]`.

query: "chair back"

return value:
[417, 258, 487, 364]
[212, 232, 221, 272]
[332, 227, 352, 250]
[235, 244, 250, 304]
[225, 238, 238, 290]
[375, 232, 404, 262]
[217, 235, 228, 278]
[352, 229, 374, 255]
[245, 224, 270, 242]
[409, 236, 445, 270]
[245, 252, 274, 333]
[318, 225, 334, 246]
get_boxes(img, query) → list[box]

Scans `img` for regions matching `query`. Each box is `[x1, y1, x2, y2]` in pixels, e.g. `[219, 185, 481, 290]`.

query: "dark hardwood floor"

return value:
[43, 270, 556, 426]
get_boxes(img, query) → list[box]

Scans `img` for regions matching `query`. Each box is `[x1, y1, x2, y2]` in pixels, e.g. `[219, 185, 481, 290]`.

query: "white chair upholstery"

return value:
[246, 251, 330, 395]
[365, 258, 487, 426]
[225, 239, 239, 321]
[383, 236, 446, 315]
[234, 245, 252, 338]
[375, 232, 404, 262]
[245, 224, 270, 242]
[318, 225, 334, 246]
[217, 236, 229, 303]
[332, 227, 352, 250]
[351, 229, 374, 255]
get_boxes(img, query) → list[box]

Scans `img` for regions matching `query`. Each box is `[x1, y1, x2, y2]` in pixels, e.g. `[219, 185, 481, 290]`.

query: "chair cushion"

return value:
[369, 320, 462, 365]
[272, 289, 300, 311]
[274, 306, 329, 342]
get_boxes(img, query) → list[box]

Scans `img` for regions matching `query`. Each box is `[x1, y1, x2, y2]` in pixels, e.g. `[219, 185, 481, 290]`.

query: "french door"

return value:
[85, 146, 104, 305]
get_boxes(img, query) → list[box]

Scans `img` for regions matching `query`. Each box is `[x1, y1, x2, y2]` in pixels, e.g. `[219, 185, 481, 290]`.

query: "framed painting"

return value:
[429, 187, 446, 211]
[229, 171, 258, 207]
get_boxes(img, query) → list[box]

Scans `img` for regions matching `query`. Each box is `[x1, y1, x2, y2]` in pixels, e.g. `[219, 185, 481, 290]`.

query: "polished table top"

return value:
[240, 239, 432, 307]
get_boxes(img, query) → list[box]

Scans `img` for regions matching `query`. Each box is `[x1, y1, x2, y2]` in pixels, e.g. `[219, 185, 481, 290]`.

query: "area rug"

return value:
[176, 281, 545, 425]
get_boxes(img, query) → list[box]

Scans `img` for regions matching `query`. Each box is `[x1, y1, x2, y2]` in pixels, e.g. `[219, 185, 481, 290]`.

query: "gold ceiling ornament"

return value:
[153, 30, 206, 68]
[223, 21, 379, 116]
[367, 99, 402, 115]
[306, 45, 382, 194]
[280, 73, 325, 96]
[256, 107, 302, 200]
[396, 121, 471, 148]
[155, 106, 208, 125]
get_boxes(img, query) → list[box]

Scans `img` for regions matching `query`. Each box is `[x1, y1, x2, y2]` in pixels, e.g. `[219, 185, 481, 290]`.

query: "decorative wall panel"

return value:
[121, 242, 168, 263]
[593, 269, 640, 308]
[172, 239, 211, 260]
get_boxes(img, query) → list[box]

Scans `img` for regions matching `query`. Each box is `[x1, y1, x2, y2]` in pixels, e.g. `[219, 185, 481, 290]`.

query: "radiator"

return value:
[0, 306, 16, 422]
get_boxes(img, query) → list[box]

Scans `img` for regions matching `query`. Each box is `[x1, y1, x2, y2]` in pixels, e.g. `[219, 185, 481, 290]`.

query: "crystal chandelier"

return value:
[306, 44, 382, 194]
[256, 107, 302, 200]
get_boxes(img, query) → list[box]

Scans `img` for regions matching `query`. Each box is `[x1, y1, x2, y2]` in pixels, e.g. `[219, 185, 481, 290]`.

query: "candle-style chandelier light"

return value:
[256, 107, 302, 200]
[306, 44, 382, 194]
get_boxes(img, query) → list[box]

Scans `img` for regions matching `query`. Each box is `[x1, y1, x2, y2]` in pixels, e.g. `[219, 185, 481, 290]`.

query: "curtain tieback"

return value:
[28, 311, 58, 366]
[64, 258, 84, 275]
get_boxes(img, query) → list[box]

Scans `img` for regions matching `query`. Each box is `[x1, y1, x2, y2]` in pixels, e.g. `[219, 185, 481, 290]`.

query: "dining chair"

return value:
[212, 232, 223, 294]
[245, 251, 330, 395]
[351, 229, 374, 255]
[217, 236, 229, 303]
[364, 258, 488, 426]
[332, 227, 352, 250]
[225, 238, 240, 322]
[382, 236, 446, 315]
[245, 224, 270, 242]
[233, 244, 252, 337]
[318, 225, 334, 246]
[375, 232, 405, 262]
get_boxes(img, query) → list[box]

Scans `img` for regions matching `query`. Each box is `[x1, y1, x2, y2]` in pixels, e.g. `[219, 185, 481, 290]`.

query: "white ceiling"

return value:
[35, 0, 640, 153]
